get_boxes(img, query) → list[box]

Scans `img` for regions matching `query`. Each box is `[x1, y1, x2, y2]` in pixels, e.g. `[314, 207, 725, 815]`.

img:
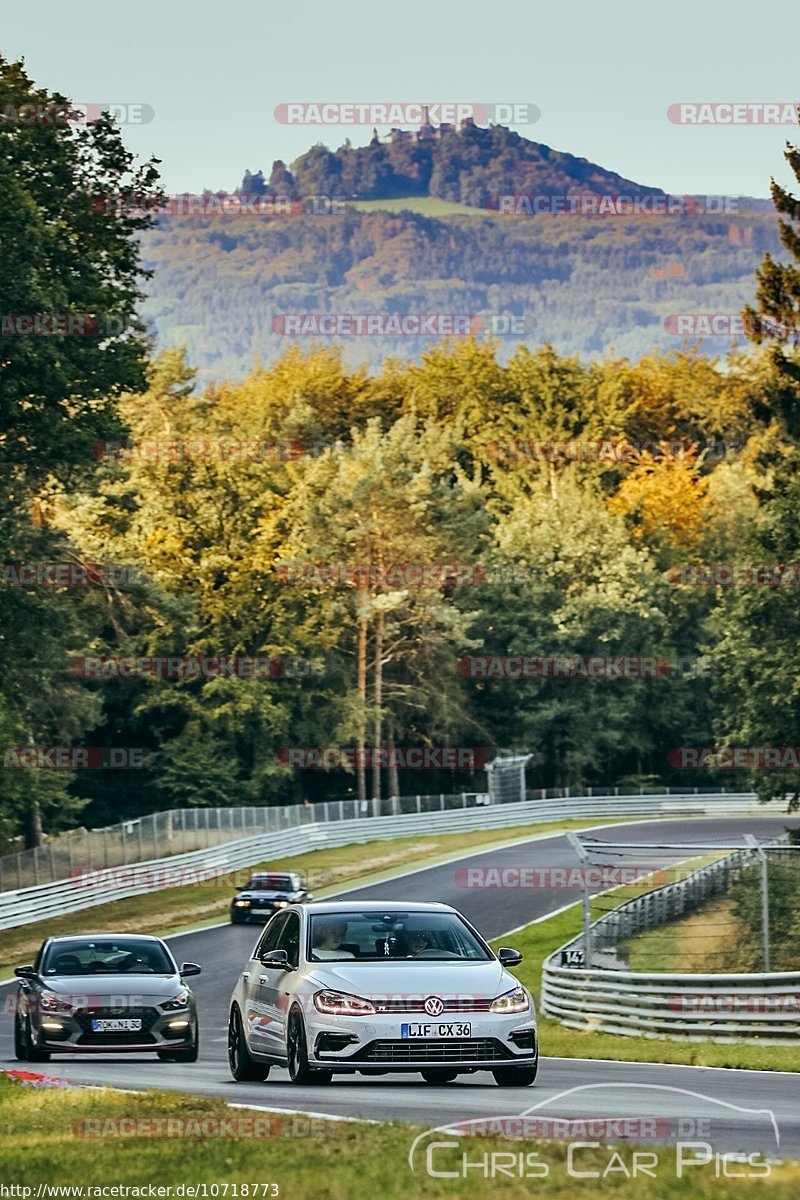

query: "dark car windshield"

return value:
[41, 939, 175, 976]
[307, 911, 492, 962]
[244, 874, 298, 892]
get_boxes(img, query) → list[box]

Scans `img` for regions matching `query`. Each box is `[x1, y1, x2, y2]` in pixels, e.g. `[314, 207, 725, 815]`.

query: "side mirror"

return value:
[180, 962, 202, 977]
[260, 948, 290, 969]
[14, 965, 38, 981]
[497, 946, 523, 967]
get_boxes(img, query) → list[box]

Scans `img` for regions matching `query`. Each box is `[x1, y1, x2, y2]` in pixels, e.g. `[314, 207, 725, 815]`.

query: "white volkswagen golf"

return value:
[227, 900, 537, 1087]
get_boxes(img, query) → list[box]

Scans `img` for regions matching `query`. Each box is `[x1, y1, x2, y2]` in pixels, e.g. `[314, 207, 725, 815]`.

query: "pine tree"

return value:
[743, 122, 800, 434]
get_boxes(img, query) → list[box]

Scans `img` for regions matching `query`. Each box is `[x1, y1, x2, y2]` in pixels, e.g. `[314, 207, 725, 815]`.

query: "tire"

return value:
[492, 1061, 538, 1087]
[420, 1069, 458, 1084]
[227, 1007, 270, 1081]
[230, 912, 246, 925]
[25, 1016, 51, 1062]
[158, 1026, 199, 1063]
[286, 1010, 332, 1085]
[14, 1014, 28, 1061]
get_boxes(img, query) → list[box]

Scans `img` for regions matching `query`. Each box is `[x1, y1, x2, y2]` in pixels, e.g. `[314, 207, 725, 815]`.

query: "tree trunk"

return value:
[25, 796, 43, 850]
[372, 608, 384, 803]
[356, 593, 368, 803]
[387, 717, 400, 801]
[25, 731, 43, 849]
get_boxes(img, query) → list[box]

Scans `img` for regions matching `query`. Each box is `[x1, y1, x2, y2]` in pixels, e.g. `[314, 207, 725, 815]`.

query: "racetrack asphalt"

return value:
[2, 814, 799, 1156]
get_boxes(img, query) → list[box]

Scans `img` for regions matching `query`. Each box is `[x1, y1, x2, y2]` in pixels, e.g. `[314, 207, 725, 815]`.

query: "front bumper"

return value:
[305, 1010, 537, 1072]
[30, 1006, 196, 1053]
[231, 902, 288, 922]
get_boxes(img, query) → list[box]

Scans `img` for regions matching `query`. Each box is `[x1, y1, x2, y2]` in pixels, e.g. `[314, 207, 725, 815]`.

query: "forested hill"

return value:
[244, 123, 665, 206]
[139, 125, 782, 382]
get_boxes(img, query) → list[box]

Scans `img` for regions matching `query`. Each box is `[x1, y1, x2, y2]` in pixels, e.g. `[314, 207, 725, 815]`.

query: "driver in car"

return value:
[405, 930, 431, 956]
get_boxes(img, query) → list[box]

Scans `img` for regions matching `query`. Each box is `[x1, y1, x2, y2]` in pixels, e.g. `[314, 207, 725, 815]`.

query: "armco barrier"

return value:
[541, 839, 800, 1043]
[0, 785, 752, 891]
[540, 963, 800, 1043]
[0, 791, 782, 933]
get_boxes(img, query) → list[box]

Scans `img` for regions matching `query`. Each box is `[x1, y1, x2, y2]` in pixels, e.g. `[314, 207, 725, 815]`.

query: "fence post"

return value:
[746, 835, 770, 971]
[566, 832, 591, 966]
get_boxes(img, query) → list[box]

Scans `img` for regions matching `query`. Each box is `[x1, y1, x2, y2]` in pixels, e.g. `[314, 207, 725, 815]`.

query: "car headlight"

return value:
[313, 989, 375, 1016]
[234, 899, 251, 906]
[490, 987, 530, 1014]
[161, 990, 190, 1011]
[39, 990, 72, 1014]
[274, 900, 289, 908]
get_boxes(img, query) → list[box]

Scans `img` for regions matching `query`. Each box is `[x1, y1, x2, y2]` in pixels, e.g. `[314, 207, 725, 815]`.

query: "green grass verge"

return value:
[0, 1075, 797, 1194]
[0, 817, 640, 979]
[490, 901, 800, 1072]
[621, 896, 740, 974]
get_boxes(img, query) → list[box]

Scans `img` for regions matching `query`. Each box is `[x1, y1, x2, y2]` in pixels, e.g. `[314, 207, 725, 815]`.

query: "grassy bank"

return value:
[0, 1074, 796, 1195]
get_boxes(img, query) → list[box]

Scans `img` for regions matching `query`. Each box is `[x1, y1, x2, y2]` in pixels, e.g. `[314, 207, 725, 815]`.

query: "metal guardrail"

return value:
[541, 840, 800, 1043]
[0, 791, 780, 932]
[540, 965, 800, 1043]
[0, 784, 748, 891]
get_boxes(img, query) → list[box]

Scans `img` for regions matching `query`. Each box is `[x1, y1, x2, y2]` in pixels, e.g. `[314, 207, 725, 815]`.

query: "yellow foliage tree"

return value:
[607, 456, 709, 562]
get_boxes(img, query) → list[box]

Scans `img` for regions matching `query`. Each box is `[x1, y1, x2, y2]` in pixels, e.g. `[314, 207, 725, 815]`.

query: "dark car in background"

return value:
[230, 871, 311, 923]
[14, 934, 201, 1062]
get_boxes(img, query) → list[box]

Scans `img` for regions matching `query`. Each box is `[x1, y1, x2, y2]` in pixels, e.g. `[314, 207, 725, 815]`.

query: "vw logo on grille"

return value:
[423, 995, 444, 1016]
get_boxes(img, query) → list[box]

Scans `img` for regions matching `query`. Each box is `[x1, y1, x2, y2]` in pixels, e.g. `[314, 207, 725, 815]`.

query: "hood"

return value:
[42, 973, 184, 1002]
[309, 959, 516, 1000]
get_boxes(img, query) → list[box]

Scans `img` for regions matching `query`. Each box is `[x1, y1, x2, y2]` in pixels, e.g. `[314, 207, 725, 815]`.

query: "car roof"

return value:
[247, 872, 296, 879]
[45, 933, 167, 945]
[300, 900, 454, 913]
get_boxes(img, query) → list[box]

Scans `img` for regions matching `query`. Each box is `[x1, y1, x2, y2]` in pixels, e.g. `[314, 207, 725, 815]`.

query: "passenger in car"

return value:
[311, 920, 355, 959]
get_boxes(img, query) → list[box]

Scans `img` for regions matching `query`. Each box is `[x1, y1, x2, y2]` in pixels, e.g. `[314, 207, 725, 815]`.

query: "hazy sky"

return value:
[2, 1, 798, 197]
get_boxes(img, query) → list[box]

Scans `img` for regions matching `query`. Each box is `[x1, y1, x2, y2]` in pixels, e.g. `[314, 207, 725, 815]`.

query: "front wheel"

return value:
[14, 1014, 28, 1061]
[158, 1027, 199, 1063]
[492, 1061, 538, 1087]
[420, 1069, 458, 1084]
[228, 1007, 270, 1081]
[286, 1011, 332, 1085]
[25, 1017, 51, 1062]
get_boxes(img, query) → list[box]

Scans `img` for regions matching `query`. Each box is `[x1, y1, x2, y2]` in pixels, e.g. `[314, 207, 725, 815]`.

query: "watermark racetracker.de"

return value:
[1, 101, 154, 124]
[273, 102, 540, 125]
[666, 102, 799, 124]
[668, 746, 800, 770]
[271, 313, 536, 338]
[275, 746, 489, 771]
[2, 747, 145, 769]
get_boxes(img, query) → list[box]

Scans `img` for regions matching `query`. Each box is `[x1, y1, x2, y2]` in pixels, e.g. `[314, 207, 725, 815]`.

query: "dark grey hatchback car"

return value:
[14, 934, 201, 1062]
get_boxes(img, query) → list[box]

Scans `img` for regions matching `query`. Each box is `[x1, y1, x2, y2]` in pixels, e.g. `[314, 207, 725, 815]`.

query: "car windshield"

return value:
[245, 874, 298, 892]
[41, 939, 175, 976]
[307, 911, 492, 962]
